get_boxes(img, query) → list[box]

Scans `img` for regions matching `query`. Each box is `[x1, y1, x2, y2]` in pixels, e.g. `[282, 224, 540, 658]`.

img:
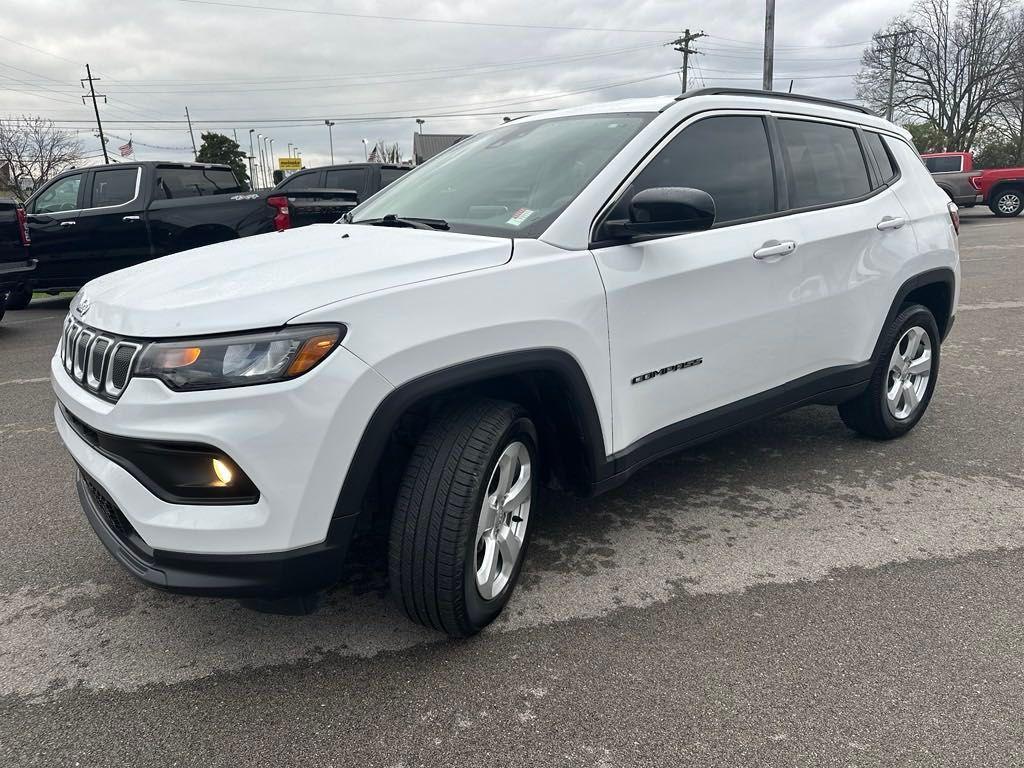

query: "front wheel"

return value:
[4, 284, 31, 310]
[389, 398, 538, 637]
[838, 304, 940, 439]
[989, 188, 1023, 218]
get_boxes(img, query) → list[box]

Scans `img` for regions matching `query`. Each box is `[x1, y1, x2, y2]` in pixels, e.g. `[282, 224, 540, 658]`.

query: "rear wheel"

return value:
[388, 398, 538, 637]
[989, 188, 1023, 218]
[838, 304, 940, 439]
[4, 284, 31, 310]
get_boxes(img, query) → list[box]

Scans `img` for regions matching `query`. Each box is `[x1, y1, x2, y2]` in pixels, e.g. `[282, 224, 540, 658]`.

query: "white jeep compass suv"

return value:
[53, 89, 960, 636]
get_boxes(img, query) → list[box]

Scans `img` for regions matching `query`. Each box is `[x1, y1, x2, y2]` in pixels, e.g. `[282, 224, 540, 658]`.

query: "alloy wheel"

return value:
[886, 326, 932, 420]
[997, 193, 1021, 215]
[475, 440, 532, 600]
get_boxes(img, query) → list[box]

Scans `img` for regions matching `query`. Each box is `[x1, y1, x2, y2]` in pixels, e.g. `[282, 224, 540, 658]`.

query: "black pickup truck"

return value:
[5, 161, 407, 309]
[271, 162, 410, 227]
[6, 162, 276, 308]
[0, 198, 33, 322]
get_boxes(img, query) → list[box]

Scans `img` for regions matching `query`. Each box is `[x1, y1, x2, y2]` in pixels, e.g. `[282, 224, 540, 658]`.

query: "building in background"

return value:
[413, 133, 469, 165]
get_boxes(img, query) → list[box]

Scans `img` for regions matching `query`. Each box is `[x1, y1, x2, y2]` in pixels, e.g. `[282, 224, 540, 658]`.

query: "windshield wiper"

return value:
[350, 214, 450, 231]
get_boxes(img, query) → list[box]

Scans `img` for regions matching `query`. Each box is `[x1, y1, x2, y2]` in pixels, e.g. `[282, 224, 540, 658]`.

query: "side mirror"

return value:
[606, 187, 715, 240]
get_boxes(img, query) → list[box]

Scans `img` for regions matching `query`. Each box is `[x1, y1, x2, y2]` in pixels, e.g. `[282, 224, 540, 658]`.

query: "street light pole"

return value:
[263, 136, 272, 185]
[248, 129, 257, 190]
[256, 133, 265, 189]
[361, 138, 368, 161]
[416, 118, 425, 134]
[325, 120, 335, 164]
[269, 138, 275, 180]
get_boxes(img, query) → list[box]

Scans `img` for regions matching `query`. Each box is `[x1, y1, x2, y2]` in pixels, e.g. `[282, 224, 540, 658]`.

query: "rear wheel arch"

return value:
[331, 349, 609, 530]
[872, 269, 956, 361]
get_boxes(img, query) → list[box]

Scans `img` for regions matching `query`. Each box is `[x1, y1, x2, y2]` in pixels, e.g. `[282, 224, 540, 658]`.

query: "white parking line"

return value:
[0, 377, 49, 387]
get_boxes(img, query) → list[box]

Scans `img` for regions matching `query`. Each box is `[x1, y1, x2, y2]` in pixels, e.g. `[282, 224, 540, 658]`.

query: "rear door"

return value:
[593, 112, 803, 454]
[70, 166, 151, 280]
[776, 117, 918, 374]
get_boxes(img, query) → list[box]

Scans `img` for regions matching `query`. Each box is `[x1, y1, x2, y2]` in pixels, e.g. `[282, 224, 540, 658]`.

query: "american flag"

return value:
[118, 138, 134, 158]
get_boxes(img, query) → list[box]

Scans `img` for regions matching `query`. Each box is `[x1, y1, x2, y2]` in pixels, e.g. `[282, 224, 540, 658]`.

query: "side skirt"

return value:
[590, 362, 872, 496]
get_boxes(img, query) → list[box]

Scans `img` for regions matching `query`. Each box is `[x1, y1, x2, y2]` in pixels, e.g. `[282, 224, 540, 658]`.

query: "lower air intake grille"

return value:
[81, 472, 139, 543]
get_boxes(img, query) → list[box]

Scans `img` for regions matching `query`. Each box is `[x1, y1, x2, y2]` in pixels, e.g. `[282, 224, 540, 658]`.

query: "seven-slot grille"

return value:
[61, 317, 143, 401]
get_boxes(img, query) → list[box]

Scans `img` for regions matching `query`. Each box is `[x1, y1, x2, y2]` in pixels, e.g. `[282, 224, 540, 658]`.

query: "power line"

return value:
[171, 0, 678, 33]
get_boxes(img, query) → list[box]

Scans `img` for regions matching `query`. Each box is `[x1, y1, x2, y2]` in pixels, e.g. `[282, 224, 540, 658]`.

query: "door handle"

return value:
[122, 215, 141, 222]
[59, 220, 76, 227]
[876, 216, 906, 231]
[753, 240, 797, 260]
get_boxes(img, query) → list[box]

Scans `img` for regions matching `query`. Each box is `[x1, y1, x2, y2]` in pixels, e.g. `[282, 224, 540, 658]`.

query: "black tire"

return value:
[989, 187, 1023, 218]
[838, 303, 940, 439]
[0, 294, 6, 324]
[389, 398, 539, 637]
[4, 284, 31, 310]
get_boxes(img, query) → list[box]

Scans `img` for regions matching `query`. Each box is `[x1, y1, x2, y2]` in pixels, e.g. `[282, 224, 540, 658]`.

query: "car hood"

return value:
[76, 224, 513, 337]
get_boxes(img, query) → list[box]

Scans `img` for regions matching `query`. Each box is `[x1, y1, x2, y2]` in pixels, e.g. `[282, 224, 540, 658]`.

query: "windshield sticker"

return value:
[506, 208, 534, 226]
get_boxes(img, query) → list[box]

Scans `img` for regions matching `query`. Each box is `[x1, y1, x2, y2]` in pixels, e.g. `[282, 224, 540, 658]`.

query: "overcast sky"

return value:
[0, 0, 915, 173]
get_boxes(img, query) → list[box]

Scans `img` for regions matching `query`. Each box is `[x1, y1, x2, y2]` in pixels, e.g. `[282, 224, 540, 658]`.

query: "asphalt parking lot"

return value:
[1, 208, 1023, 767]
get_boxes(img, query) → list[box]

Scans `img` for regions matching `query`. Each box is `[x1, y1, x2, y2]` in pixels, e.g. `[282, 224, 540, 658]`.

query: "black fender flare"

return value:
[329, 348, 610, 523]
[871, 267, 957, 361]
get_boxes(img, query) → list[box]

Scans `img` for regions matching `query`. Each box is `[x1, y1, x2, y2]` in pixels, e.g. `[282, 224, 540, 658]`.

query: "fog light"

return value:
[212, 458, 234, 486]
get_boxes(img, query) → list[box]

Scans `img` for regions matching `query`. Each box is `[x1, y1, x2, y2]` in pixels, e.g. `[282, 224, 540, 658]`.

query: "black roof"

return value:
[670, 87, 872, 116]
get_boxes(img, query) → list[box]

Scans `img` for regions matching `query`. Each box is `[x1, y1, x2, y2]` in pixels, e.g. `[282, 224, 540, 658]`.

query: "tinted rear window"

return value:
[90, 168, 138, 207]
[154, 168, 241, 199]
[324, 168, 367, 193]
[779, 119, 870, 208]
[380, 168, 409, 187]
[864, 132, 898, 184]
[277, 171, 318, 191]
[923, 155, 962, 173]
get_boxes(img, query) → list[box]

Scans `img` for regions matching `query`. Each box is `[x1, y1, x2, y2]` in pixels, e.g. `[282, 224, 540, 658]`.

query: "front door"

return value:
[25, 172, 87, 288]
[593, 113, 803, 455]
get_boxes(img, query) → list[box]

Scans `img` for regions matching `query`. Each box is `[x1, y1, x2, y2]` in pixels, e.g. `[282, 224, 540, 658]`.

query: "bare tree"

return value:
[0, 115, 84, 198]
[856, 0, 1022, 150]
[368, 140, 405, 164]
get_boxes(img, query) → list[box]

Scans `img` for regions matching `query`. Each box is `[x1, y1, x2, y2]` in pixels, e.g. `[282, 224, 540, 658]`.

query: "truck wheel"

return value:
[0, 293, 6, 323]
[989, 188, 1023, 217]
[838, 304, 940, 439]
[389, 398, 539, 637]
[4, 284, 31, 310]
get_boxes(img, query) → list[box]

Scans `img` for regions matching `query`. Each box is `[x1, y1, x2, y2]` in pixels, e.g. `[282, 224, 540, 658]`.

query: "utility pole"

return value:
[763, 0, 775, 91]
[877, 29, 913, 121]
[325, 120, 335, 164]
[668, 29, 706, 93]
[185, 106, 198, 159]
[81, 64, 109, 165]
[256, 133, 266, 189]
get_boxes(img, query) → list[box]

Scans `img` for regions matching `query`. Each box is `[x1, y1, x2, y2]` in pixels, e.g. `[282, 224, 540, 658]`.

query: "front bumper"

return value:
[76, 467, 358, 596]
[52, 337, 392, 559]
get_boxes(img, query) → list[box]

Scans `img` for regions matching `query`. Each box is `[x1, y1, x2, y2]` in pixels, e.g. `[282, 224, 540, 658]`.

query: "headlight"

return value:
[134, 324, 344, 391]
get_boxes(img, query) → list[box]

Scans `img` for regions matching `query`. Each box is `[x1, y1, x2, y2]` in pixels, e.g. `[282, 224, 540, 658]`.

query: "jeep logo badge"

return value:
[76, 296, 91, 316]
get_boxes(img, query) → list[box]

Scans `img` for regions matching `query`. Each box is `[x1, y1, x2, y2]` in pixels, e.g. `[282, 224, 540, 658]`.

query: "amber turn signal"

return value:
[154, 346, 201, 368]
[286, 331, 340, 376]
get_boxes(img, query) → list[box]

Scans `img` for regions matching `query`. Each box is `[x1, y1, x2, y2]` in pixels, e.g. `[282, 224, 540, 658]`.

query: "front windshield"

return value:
[350, 113, 652, 238]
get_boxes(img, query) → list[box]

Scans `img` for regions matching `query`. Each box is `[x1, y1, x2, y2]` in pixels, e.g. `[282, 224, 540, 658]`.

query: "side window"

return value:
[778, 119, 871, 208]
[863, 132, 898, 185]
[605, 115, 776, 228]
[89, 168, 138, 208]
[32, 174, 83, 214]
[154, 168, 241, 199]
[324, 168, 367, 194]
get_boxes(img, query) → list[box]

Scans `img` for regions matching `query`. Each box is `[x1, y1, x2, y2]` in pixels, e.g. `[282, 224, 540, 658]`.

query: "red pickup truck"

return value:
[922, 151, 1024, 217]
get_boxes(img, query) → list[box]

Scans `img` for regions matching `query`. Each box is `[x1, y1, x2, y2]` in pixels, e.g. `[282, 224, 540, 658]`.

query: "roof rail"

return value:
[668, 87, 874, 116]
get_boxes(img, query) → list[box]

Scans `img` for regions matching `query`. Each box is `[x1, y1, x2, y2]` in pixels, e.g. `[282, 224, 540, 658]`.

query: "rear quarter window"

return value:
[863, 132, 899, 185]
[778, 119, 871, 208]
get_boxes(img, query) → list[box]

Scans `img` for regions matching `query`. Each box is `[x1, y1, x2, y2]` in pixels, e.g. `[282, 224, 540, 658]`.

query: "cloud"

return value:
[0, 0, 913, 169]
